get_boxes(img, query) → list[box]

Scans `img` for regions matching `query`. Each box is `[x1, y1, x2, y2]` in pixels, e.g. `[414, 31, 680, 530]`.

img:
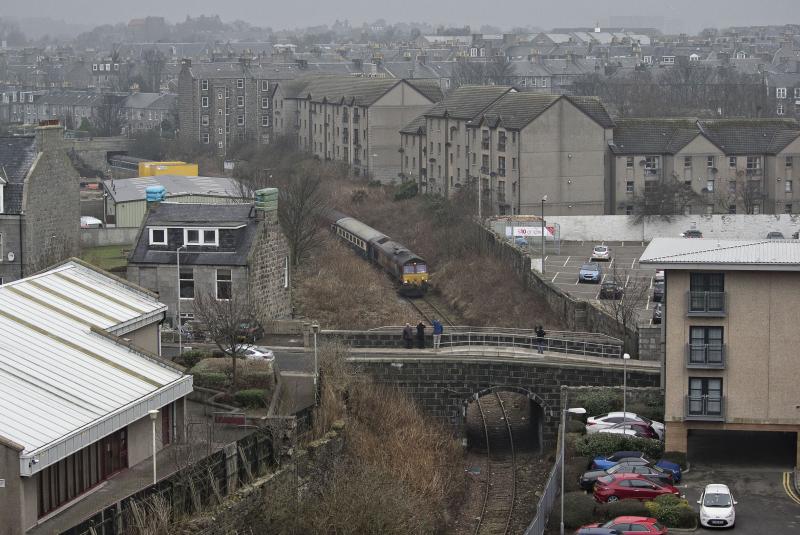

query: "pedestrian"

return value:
[432, 318, 443, 350]
[402, 323, 413, 349]
[535, 325, 546, 354]
[416, 320, 426, 349]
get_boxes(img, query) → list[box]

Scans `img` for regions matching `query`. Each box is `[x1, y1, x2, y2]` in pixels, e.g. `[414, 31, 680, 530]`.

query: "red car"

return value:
[578, 516, 668, 535]
[593, 474, 680, 503]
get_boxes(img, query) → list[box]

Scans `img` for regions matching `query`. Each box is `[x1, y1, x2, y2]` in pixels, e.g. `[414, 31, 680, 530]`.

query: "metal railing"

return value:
[367, 326, 622, 343]
[686, 343, 726, 368]
[687, 291, 726, 316]
[523, 427, 562, 535]
[685, 395, 725, 421]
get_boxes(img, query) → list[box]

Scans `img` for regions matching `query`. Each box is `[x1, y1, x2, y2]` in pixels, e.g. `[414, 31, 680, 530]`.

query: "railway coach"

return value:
[327, 211, 429, 296]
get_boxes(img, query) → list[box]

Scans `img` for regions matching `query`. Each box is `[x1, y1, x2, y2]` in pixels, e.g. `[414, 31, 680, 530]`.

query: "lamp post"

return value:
[148, 409, 159, 485]
[176, 245, 186, 356]
[541, 195, 548, 274]
[561, 405, 586, 535]
[623, 353, 631, 420]
[311, 321, 320, 405]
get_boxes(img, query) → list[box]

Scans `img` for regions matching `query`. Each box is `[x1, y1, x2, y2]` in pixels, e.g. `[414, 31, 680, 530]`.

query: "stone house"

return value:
[126, 202, 290, 329]
[120, 92, 178, 135]
[0, 122, 80, 284]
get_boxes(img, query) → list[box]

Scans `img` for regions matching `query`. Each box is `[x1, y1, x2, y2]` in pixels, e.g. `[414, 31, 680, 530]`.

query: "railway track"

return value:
[474, 393, 517, 535]
[404, 296, 456, 326]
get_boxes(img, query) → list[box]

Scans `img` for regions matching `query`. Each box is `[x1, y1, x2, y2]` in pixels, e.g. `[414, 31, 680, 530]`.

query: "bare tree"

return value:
[94, 93, 123, 137]
[631, 174, 701, 222]
[601, 265, 651, 353]
[192, 291, 256, 389]
[142, 48, 167, 93]
[279, 162, 330, 267]
[707, 170, 765, 214]
[451, 57, 512, 87]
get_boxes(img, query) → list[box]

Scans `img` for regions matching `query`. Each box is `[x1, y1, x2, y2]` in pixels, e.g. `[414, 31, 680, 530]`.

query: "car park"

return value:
[681, 229, 703, 238]
[593, 473, 681, 503]
[580, 462, 673, 490]
[652, 303, 662, 324]
[579, 262, 602, 283]
[586, 412, 665, 440]
[766, 231, 785, 239]
[591, 245, 611, 261]
[599, 422, 660, 440]
[591, 451, 682, 482]
[578, 516, 668, 535]
[652, 282, 664, 302]
[599, 281, 624, 300]
[698, 483, 737, 528]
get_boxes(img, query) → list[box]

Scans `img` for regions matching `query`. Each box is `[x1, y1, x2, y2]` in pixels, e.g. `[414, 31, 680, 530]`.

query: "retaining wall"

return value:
[80, 227, 139, 248]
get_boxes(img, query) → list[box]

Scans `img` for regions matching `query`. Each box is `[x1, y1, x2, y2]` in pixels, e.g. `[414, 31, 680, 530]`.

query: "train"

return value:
[327, 210, 429, 297]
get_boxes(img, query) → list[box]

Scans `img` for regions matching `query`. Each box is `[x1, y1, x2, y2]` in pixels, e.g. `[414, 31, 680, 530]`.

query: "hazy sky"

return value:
[4, 0, 798, 33]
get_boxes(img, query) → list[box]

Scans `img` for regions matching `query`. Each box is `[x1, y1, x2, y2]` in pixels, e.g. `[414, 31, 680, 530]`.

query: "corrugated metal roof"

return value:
[640, 238, 800, 269]
[0, 261, 189, 474]
[104, 175, 245, 203]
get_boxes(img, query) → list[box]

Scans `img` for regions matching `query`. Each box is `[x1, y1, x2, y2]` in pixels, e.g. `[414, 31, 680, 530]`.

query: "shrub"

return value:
[393, 181, 418, 201]
[626, 401, 665, 422]
[564, 456, 590, 492]
[596, 498, 649, 520]
[561, 491, 597, 528]
[573, 433, 663, 460]
[574, 388, 622, 417]
[566, 419, 586, 434]
[645, 494, 696, 528]
[191, 371, 228, 390]
[234, 388, 270, 408]
[176, 350, 206, 369]
[661, 451, 688, 469]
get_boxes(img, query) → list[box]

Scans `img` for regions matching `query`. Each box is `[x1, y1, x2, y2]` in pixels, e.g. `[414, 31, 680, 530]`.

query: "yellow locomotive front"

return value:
[400, 260, 429, 296]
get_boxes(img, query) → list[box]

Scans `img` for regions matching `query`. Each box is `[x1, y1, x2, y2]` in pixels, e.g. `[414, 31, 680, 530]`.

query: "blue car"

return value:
[591, 451, 682, 483]
[579, 262, 602, 283]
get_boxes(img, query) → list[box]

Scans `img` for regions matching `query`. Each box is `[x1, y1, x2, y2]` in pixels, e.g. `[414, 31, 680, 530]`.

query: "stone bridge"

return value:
[347, 349, 660, 448]
[67, 136, 132, 176]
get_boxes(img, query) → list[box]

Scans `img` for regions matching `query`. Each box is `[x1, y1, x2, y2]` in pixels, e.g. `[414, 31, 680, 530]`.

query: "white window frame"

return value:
[179, 268, 194, 300]
[777, 104, 785, 116]
[237, 95, 244, 107]
[201, 96, 209, 108]
[786, 180, 793, 193]
[261, 97, 269, 109]
[201, 80, 208, 91]
[237, 79, 244, 89]
[201, 133, 210, 144]
[777, 87, 787, 99]
[215, 268, 232, 300]
[201, 115, 209, 126]
[184, 228, 219, 246]
[261, 80, 269, 91]
[729, 156, 737, 168]
[237, 115, 245, 126]
[149, 227, 168, 246]
[262, 115, 270, 127]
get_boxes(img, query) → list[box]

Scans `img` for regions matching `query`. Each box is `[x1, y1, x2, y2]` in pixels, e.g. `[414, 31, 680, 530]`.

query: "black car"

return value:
[766, 231, 785, 239]
[579, 461, 674, 490]
[681, 229, 703, 238]
[653, 282, 665, 302]
[599, 281, 624, 300]
[652, 303, 662, 324]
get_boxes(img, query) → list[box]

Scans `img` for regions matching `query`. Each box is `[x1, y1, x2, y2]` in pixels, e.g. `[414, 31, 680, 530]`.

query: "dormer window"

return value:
[149, 227, 167, 245]
[184, 228, 218, 246]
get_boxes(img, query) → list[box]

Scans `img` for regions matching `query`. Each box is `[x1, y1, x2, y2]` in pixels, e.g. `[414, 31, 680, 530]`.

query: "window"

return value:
[746, 156, 761, 170]
[201, 133, 210, 144]
[786, 156, 793, 168]
[149, 227, 167, 245]
[237, 79, 244, 89]
[482, 154, 489, 169]
[729, 156, 736, 168]
[201, 96, 209, 108]
[184, 228, 218, 246]
[786, 180, 793, 193]
[626, 157, 634, 168]
[728, 181, 736, 194]
[498, 156, 506, 176]
[237, 96, 244, 107]
[217, 91, 223, 100]
[644, 156, 660, 174]
[689, 326, 724, 365]
[626, 181, 634, 193]
[785, 203, 793, 214]
[690, 272, 725, 313]
[663, 56, 675, 65]
[777, 104, 785, 116]
[261, 97, 269, 109]
[218, 127, 223, 135]
[707, 156, 715, 168]
[237, 116, 244, 126]
[179, 269, 194, 299]
[684, 156, 692, 168]
[688, 377, 723, 416]
[262, 115, 270, 127]
[202, 80, 209, 91]
[216, 269, 232, 300]
[705, 179, 714, 192]
[201, 115, 209, 126]
[776, 87, 787, 99]
[728, 204, 736, 214]
[261, 80, 269, 91]
[512, 157, 516, 170]
[795, 88, 800, 99]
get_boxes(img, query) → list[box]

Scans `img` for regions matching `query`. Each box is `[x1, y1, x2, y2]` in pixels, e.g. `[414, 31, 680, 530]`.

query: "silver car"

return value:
[591, 245, 611, 261]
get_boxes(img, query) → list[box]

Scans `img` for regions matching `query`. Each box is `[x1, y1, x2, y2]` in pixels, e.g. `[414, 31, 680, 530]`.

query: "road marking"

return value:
[621, 241, 625, 247]
[551, 273, 558, 283]
[600, 273, 607, 283]
[625, 274, 630, 287]
[609, 258, 614, 268]
[645, 296, 651, 310]
[563, 256, 571, 267]
[649, 277, 654, 289]
[783, 472, 800, 505]
[630, 258, 636, 269]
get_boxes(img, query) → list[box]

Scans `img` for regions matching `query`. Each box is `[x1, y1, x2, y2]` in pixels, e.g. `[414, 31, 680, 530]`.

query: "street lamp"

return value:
[311, 321, 320, 405]
[176, 245, 186, 356]
[541, 195, 548, 275]
[623, 353, 631, 420]
[148, 409, 159, 485]
[561, 405, 586, 535]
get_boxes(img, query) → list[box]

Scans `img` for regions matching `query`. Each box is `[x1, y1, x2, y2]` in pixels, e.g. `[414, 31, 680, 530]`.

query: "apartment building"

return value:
[274, 76, 443, 182]
[640, 239, 800, 466]
[400, 85, 615, 215]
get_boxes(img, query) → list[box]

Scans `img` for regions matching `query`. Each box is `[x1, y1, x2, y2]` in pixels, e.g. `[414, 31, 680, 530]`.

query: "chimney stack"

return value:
[254, 188, 279, 224]
[34, 121, 63, 151]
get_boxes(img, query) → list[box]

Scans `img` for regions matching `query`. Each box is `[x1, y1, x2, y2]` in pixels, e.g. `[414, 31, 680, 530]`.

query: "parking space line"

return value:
[621, 241, 624, 247]
[645, 296, 651, 310]
[630, 258, 636, 269]
[551, 273, 559, 283]
[600, 273, 607, 283]
[563, 256, 570, 267]
[783, 472, 800, 505]
[625, 274, 630, 287]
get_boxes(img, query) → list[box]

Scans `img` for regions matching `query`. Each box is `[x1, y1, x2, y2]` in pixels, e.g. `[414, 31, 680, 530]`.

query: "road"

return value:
[162, 344, 314, 373]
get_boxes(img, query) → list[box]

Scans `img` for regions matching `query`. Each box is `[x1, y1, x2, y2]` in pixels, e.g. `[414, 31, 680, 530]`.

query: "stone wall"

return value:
[355, 358, 659, 447]
[0, 215, 24, 283]
[638, 325, 664, 363]
[248, 219, 292, 325]
[80, 227, 139, 248]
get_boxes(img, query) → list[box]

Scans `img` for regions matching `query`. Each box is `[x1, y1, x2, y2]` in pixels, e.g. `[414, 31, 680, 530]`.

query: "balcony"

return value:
[687, 291, 727, 317]
[685, 344, 726, 369]
[685, 395, 725, 421]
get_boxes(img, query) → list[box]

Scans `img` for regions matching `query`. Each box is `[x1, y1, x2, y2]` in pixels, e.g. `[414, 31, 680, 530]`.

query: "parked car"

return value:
[599, 281, 624, 300]
[579, 263, 602, 283]
[591, 451, 682, 482]
[514, 236, 528, 247]
[792, 230, 799, 239]
[698, 483, 737, 528]
[591, 245, 611, 261]
[575, 528, 622, 535]
[652, 282, 664, 302]
[237, 321, 264, 343]
[586, 412, 665, 440]
[599, 422, 660, 440]
[680, 229, 703, 238]
[580, 462, 673, 491]
[579, 516, 668, 535]
[654, 270, 664, 283]
[237, 345, 275, 362]
[652, 303, 662, 324]
[766, 231, 785, 239]
[593, 473, 680, 503]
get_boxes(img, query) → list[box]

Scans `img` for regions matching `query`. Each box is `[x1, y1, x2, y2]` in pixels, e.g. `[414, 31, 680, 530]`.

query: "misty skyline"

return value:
[4, 0, 800, 35]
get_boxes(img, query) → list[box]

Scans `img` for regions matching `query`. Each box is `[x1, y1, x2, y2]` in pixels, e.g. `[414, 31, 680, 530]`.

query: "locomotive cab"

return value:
[401, 260, 429, 297]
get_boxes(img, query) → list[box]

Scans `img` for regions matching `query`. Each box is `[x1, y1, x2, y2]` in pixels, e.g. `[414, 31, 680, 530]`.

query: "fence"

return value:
[437, 332, 622, 358]
[59, 427, 276, 535]
[524, 426, 563, 535]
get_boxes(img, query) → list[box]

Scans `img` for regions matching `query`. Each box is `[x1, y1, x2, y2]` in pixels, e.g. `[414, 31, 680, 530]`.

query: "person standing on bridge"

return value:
[403, 323, 413, 349]
[535, 325, 546, 354]
[432, 318, 443, 350]
[416, 320, 426, 349]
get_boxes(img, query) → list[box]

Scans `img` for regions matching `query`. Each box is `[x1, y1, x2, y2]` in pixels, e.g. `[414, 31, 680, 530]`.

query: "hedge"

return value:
[574, 388, 623, 417]
[595, 498, 650, 521]
[561, 491, 597, 528]
[234, 388, 270, 408]
[573, 433, 663, 460]
[175, 350, 206, 369]
[192, 371, 228, 390]
[644, 494, 696, 528]
[564, 456, 590, 492]
[393, 181, 418, 201]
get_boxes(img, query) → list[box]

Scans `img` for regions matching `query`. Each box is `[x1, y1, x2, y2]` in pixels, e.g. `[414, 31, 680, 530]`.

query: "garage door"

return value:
[687, 430, 797, 467]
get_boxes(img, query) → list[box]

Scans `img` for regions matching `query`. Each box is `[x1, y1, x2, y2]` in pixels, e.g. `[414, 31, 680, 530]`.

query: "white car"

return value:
[237, 345, 275, 361]
[698, 483, 737, 528]
[654, 270, 665, 283]
[586, 412, 665, 440]
[591, 245, 611, 261]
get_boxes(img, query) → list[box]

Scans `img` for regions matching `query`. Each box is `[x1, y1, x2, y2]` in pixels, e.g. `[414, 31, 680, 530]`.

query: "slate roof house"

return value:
[0, 122, 80, 284]
[127, 201, 291, 329]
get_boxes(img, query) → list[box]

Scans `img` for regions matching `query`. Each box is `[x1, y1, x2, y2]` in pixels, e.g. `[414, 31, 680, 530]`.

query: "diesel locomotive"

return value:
[328, 211, 429, 296]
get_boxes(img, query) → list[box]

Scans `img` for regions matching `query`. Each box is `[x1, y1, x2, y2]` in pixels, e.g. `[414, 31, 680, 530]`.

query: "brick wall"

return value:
[637, 325, 664, 362]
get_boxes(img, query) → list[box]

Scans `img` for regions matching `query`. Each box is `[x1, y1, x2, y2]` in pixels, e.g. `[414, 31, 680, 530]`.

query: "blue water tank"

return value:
[145, 185, 166, 202]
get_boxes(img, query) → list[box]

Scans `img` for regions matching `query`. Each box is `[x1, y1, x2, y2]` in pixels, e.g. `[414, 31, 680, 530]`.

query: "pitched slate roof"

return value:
[564, 96, 616, 128]
[698, 119, 800, 155]
[0, 136, 37, 214]
[640, 238, 800, 270]
[476, 92, 559, 129]
[424, 85, 513, 120]
[611, 119, 704, 155]
[400, 113, 428, 135]
[279, 76, 442, 107]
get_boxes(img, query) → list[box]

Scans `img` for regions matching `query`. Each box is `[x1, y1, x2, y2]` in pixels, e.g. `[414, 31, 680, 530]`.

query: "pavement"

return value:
[679, 465, 800, 534]
[536, 240, 658, 326]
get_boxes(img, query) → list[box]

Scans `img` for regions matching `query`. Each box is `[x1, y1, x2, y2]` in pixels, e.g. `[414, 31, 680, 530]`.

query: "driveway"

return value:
[679, 465, 800, 534]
